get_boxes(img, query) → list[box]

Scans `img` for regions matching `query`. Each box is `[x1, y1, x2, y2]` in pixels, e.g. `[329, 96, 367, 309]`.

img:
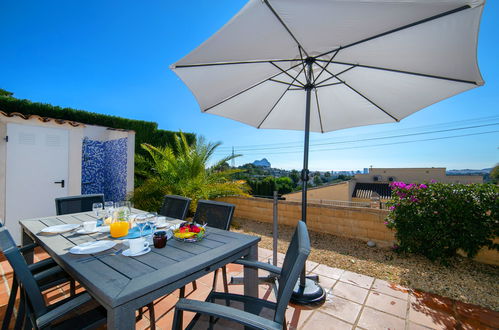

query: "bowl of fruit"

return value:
[173, 222, 207, 242]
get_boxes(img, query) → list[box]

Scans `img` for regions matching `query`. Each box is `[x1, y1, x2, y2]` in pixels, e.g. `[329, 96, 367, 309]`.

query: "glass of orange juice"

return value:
[110, 208, 129, 238]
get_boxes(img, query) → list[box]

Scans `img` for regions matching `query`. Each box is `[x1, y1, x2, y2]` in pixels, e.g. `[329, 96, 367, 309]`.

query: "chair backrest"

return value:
[55, 194, 105, 215]
[159, 195, 191, 220]
[192, 200, 235, 230]
[274, 221, 310, 325]
[0, 228, 48, 318]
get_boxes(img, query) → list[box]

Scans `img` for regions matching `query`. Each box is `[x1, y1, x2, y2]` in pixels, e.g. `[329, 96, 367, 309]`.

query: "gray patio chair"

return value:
[172, 220, 311, 330]
[0, 228, 106, 330]
[191, 200, 235, 294]
[0, 223, 76, 330]
[159, 195, 191, 220]
[55, 194, 105, 215]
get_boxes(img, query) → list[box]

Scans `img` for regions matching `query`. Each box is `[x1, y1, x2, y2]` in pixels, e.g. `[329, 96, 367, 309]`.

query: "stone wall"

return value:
[220, 196, 499, 266]
[220, 196, 394, 247]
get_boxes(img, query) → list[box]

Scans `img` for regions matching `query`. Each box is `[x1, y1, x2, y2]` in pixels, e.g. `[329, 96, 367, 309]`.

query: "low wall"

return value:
[219, 196, 499, 266]
[220, 196, 394, 247]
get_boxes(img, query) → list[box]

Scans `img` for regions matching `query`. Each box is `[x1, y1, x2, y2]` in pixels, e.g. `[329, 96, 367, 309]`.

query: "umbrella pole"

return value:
[291, 58, 326, 305]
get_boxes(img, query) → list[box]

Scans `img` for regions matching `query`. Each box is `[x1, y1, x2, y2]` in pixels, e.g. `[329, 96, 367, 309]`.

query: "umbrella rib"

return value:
[312, 61, 398, 121]
[315, 65, 357, 87]
[314, 88, 324, 133]
[202, 62, 303, 113]
[316, 5, 471, 59]
[270, 61, 305, 87]
[257, 66, 305, 129]
[316, 82, 344, 89]
[269, 79, 303, 88]
[315, 60, 478, 85]
[263, 0, 308, 57]
[173, 58, 296, 69]
[313, 49, 340, 85]
[342, 80, 399, 122]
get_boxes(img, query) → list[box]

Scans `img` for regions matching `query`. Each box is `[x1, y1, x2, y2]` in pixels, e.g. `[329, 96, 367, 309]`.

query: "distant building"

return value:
[252, 158, 271, 168]
[283, 167, 484, 204]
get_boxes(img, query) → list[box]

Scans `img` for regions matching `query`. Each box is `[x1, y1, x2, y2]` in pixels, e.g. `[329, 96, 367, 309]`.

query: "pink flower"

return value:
[419, 184, 427, 189]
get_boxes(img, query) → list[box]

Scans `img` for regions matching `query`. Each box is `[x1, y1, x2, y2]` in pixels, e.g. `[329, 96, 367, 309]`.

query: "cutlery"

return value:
[77, 248, 123, 263]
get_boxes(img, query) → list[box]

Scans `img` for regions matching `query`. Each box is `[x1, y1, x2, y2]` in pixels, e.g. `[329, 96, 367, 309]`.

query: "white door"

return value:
[5, 123, 69, 243]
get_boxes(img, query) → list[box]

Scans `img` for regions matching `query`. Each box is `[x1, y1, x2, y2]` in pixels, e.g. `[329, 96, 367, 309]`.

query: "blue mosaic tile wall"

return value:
[82, 137, 128, 202]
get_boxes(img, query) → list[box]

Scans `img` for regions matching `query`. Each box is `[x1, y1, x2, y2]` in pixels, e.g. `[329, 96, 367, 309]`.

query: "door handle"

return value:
[54, 180, 65, 188]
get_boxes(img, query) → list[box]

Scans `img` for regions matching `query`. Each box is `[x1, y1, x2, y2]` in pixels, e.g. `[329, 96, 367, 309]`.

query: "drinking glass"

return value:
[134, 214, 148, 238]
[145, 212, 158, 242]
[92, 202, 103, 218]
[110, 211, 129, 238]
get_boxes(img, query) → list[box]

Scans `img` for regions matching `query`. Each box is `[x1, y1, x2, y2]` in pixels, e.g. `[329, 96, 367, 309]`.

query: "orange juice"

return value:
[110, 221, 129, 238]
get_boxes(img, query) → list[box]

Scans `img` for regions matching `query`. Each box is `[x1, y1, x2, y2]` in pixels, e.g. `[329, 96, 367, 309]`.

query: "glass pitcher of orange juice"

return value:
[110, 207, 129, 238]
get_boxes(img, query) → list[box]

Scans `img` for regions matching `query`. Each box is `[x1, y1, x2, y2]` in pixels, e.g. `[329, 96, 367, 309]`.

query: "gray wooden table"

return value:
[20, 210, 260, 329]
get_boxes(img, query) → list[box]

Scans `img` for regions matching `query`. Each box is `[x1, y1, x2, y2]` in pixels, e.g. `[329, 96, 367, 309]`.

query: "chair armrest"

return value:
[33, 265, 66, 282]
[28, 258, 56, 273]
[19, 243, 38, 254]
[36, 293, 93, 328]
[234, 259, 282, 275]
[175, 298, 281, 330]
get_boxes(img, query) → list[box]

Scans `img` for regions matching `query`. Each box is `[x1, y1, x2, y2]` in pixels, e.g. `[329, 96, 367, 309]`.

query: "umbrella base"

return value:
[290, 278, 326, 305]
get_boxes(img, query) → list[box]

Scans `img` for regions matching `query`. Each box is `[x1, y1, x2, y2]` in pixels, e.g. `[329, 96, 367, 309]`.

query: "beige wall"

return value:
[219, 196, 499, 266]
[0, 116, 136, 221]
[0, 116, 84, 221]
[355, 168, 483, 184]
[283, 181, 351, 201]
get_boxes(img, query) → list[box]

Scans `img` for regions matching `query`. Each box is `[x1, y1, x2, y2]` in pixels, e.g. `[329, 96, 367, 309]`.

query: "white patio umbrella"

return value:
[171, 0, 485, 304]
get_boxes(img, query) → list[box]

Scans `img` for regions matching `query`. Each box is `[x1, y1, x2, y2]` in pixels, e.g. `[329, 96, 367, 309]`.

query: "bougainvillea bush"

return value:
[385, 181, 498, 262]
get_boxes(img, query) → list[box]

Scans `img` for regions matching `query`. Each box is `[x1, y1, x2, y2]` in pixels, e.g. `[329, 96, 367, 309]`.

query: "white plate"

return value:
[122, 247, 151, 257]
[69, 240, 117, 255]
[76, 228, 99, 235]
[40, 224, 80, 234]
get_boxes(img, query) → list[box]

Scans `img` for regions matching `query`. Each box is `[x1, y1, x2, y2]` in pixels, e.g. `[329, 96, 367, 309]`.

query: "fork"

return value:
[77, 249, 123, 263]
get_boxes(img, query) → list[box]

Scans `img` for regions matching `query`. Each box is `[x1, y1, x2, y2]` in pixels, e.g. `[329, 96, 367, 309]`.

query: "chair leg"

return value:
[212, 268, 219, 291]
[146, 302, 156, 330]
[221, 266, 229, 293]
[137, 307, 144, 321]
[14, 290, 25, 330]
[2, 275, 17, 330]
[179, 286, 185, 298]
[70, 279, 76, 296]
[192, 280, 197, 291]
[172, 308, 183, 330]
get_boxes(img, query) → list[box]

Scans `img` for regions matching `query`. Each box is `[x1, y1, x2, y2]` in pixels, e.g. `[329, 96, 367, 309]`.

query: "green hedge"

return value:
[0, 96, 195, 156]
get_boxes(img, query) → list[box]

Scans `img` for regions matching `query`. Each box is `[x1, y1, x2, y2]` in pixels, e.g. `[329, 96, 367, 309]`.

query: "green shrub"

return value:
[385, 182, 499, 263]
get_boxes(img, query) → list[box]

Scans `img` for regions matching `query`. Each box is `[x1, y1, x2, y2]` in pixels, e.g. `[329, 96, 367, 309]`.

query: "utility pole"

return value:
[231, 146, 236, 168]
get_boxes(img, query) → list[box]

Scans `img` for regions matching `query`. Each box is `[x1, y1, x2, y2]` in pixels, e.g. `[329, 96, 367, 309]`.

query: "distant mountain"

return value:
[252, 158, 271, 168]
[446, 168, 492, 175]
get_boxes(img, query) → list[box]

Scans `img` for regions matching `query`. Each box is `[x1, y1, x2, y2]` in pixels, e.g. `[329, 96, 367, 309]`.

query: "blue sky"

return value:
[1, 1, 497, 171]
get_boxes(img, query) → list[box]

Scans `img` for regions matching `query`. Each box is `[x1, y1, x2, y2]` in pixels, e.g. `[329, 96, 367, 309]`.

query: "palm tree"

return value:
[131, 132, 249, 212]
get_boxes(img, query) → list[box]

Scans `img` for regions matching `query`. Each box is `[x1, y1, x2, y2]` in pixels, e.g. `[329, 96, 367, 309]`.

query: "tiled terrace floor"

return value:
[1, 247, 498, 329]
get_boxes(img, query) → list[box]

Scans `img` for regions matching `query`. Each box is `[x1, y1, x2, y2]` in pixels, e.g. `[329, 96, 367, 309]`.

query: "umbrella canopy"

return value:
[171, 0, 485, 304]
[172, 0, 484, 133]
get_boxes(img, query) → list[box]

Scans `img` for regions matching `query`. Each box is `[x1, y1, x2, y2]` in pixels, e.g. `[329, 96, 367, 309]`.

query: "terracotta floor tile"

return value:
[357, 307, 406, 330]
[43, 286, 69, 305]
[152, 293, 180, 320]
[320, 293, 362, 324]
[318, 274, 338, 292]
[372, 279, 410, 301]
[408, 294, 457, 330]
[285, 305, 316, 330]
[406, 322, 433, 330]
[302, 310, 353, 330]
[330, 281, 369, 304]
[365, 291, 408, 318]
[311, 264, 345, 280]
[411, 290, 455, 315]
[455, 300, 499, 329]
[339, 271, 375, 289]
